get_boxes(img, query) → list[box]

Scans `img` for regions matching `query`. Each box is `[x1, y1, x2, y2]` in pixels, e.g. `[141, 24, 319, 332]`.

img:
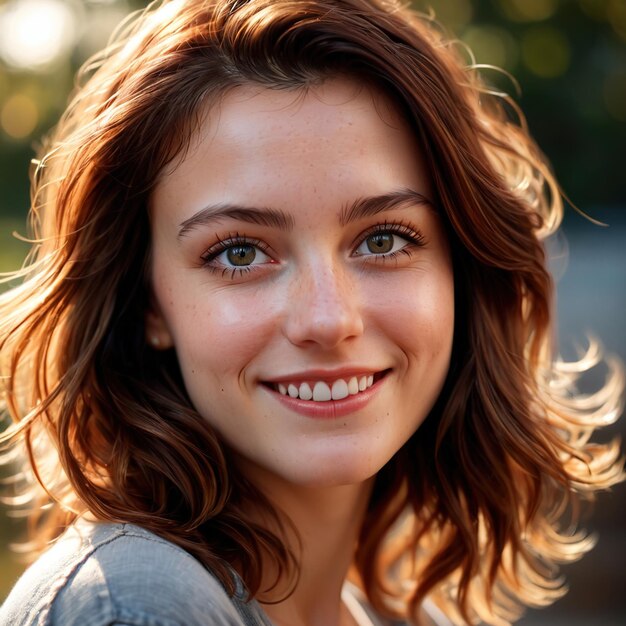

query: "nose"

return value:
[283, 260, 364, 349]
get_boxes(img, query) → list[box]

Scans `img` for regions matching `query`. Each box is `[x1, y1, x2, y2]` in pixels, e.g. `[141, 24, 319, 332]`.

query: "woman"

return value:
[0, 1, 622, 625]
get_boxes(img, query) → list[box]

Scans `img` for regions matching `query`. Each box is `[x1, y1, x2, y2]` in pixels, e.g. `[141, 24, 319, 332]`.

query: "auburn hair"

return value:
[0, 1, 623, 624]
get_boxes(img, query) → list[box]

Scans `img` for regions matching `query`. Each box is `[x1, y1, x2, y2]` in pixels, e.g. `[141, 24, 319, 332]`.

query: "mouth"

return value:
[264, 370, 391, 402]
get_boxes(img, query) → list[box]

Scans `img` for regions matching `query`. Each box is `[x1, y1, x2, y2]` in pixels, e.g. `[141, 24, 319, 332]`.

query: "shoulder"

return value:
[0, 519, 246, 626]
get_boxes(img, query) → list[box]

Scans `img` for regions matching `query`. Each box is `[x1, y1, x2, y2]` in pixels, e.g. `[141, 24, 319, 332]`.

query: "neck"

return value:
[247, 473, 375, 626]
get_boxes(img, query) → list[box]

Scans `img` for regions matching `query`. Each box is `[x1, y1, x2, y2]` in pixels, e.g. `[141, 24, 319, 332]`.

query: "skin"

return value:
[147, 78, 454, 626]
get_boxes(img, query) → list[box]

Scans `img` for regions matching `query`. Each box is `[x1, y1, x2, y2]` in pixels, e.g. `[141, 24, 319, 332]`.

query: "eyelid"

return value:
[198, 234, 278, 281]
[200, 233, 273, 264]
[351, 221, 426, 253]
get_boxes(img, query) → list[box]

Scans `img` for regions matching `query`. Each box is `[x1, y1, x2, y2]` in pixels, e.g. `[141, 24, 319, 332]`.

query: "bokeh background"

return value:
[0, 0, 624, 623]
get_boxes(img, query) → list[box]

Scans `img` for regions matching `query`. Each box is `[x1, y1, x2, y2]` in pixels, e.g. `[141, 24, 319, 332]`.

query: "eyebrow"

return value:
[177, 188, 434, 239]
[178, 205, 295, 239]
[339, 189, 434, 225]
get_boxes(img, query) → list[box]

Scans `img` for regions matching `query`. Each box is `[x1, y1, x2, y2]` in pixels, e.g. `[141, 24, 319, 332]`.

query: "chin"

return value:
[281, 453, 389, 489]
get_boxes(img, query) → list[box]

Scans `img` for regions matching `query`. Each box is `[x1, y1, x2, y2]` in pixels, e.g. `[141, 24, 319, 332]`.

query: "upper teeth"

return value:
[277, 375, 374, 402]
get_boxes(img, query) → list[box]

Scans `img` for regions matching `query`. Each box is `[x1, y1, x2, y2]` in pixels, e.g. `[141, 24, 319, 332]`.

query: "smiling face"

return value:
[147, 78, 454, 490]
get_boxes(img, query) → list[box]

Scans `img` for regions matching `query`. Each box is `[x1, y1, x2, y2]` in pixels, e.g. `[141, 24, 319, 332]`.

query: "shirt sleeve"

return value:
[0, 523, 247, 626]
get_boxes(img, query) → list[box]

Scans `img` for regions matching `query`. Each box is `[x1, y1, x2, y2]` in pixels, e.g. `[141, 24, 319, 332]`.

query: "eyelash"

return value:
[200, 232, 272, 278]
[354, 221, 426, 262]
[199, 222, 426, 277]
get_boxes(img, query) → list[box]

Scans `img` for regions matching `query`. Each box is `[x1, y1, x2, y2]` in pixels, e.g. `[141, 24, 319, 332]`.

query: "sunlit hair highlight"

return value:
[0, 1, 623, 624]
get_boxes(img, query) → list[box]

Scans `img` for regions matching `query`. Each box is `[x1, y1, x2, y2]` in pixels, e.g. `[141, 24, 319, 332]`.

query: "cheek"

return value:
[371, 267, 455, 358]
[160, 282, 279, 382]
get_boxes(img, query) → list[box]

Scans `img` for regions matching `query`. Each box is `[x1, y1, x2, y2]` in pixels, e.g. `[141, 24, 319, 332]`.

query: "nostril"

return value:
[282, 308, 364, 349]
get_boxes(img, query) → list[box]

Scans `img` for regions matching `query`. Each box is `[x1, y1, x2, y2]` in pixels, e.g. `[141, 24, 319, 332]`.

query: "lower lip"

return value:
[264, 376, 386, 419]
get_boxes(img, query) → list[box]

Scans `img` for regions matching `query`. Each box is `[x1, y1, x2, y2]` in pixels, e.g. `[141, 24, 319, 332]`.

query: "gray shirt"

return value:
[1, 519, 421, 626]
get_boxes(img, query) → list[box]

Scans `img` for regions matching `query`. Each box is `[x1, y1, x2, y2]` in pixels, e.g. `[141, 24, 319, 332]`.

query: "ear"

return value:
[145, 301, 174, 350]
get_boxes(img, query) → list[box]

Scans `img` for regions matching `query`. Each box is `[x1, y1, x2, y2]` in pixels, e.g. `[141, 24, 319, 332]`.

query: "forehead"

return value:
[208, 78, 405, 142]
[152, 77, 431, 219]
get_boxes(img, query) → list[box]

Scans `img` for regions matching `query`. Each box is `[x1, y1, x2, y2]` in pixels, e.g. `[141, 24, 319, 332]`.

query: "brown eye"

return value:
[201, 237, 272, 273]
[366, 233, 394, 254]
[354, 224, 424, 259]
[227, 245, 257, 266]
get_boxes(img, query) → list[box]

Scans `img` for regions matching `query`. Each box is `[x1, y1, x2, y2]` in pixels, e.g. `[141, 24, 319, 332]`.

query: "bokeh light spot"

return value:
[0, 71, 9, 100]
[425, 0, 474, 32]
[0, 0, 78, 71]
[1, 93, 39, 139]
[579, 0, 609, 20]
[496, 0, 559, 22]
[608, 0, 626, 40]
[77, 7, 132, 59]
[463, 25, 519, 70]
[521, 26, 571, 78]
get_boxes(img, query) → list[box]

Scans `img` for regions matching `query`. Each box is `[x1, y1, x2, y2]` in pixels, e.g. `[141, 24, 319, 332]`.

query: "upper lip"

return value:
[263, 367, 388, 384]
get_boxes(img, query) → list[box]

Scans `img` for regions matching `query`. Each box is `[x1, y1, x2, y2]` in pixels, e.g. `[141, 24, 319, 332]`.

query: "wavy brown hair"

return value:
[0, 1, 623, 624]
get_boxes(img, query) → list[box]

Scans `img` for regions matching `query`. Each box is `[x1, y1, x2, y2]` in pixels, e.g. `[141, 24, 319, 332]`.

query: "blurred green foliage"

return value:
[1, 0, 625, 605]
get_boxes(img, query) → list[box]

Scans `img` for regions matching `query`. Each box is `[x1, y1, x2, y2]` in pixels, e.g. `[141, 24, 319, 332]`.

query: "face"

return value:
[148, 78, 454, 490]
